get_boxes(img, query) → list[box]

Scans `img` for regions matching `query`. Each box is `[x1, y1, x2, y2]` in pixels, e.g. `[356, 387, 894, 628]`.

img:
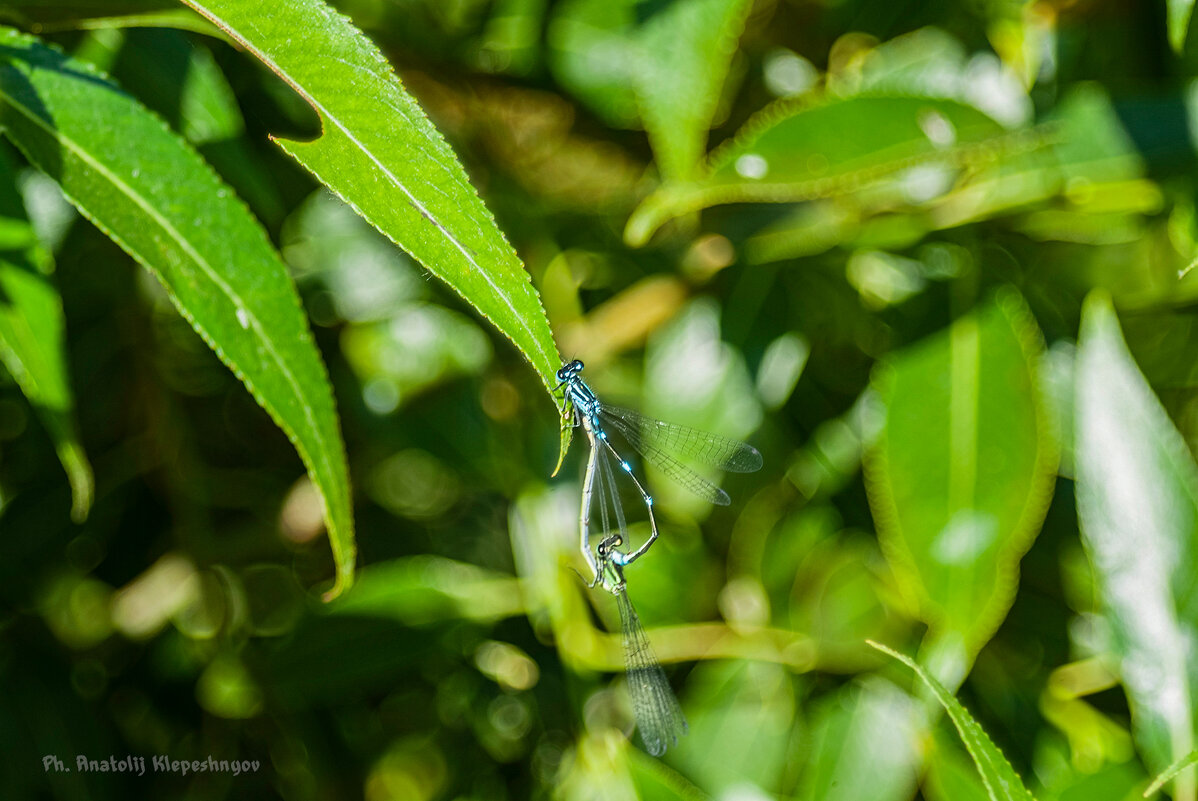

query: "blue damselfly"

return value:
[556, 359, 762, 581]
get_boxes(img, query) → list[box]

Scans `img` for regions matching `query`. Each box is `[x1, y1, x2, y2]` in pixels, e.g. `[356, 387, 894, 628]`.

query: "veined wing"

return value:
[600, 405, 762, 506]
[615, 589, 687, 756]
[592, 441, 628, 545]
[600, 405, 762, 472]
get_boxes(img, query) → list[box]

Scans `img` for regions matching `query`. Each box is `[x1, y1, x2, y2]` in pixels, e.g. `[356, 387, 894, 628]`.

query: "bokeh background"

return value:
[3, 0, 1198, 799]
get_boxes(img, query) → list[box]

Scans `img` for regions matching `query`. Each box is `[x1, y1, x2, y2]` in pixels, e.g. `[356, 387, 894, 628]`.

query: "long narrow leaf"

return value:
[869, 641, 1037, 801]
[0, 146, 91, 520]
[1169, 0, 1197, 52]
[180, 0, 568, 464]
[1075, 292, 1198, 799]
[1146, 749, 1198, 798]
[0, 28, 355, 598]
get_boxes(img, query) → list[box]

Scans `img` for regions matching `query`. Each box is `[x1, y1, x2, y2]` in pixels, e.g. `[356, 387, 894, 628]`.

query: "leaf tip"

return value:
[65, 450, 94, 524]
[321, 559, 356, 602]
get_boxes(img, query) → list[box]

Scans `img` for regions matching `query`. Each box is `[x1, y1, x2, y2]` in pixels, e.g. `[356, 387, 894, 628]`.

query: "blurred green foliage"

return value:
[5, 0, 1198, 799]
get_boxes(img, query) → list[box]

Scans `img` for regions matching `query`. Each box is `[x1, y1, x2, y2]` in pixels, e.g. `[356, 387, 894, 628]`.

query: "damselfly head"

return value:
[596, 534, 622, 557]
[556, 359, 585, 381]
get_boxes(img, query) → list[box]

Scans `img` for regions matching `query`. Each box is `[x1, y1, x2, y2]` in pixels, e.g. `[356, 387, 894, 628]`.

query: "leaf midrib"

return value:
[188, 5, 557, 377]
[0, 78, 340, 503]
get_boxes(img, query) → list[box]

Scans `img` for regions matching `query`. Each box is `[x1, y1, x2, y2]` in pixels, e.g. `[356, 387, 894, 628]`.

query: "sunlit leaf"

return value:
[1075, 291, 1198, 795]
[326, 556, 524, 625]
[106, 28, 285, 225]
[924, 731, 994, 801]
[548, 0, 749, 181]
[546, 0, 643, 129]
[626, 95, 1033, 246]
[869, 641, 1037, 801]
[1169, 0, 1196, 52]
[0, 2, 217, 36]
[556, 732, 640, 800]
[672, 660, 792, 794]
[864, 289, 1057, 684]
[181, 0, 566, 464]
[1146, 749, 1198, 798]
[794, 677, 923, 801]
[834, 27, 1031, 127]
[0, 148, 91, 521]
[0, 28, 355, 597]
[739, 85, 1141, 264]
[635, 0, 752, 181]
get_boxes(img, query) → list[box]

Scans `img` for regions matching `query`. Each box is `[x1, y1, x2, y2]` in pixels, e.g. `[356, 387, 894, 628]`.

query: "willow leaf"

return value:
[0, 146, 92, 520]
[0, 28, 355, 598]
[1075, 292, 1198, 797]
[869, 641, 1037, 801]
[180, 0, 568, 465]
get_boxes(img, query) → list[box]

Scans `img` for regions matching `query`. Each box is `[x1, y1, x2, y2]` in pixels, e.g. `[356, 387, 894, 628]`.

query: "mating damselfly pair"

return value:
[556, 359, 762, 756]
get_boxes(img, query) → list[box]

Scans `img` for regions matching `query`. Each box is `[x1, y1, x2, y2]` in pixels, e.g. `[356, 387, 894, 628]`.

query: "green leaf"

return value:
[548, 0, 750, 180]
[740, 85, 1141, 265]
[0, 147, 91, 521]
[869, 640, 1038, 801]
[924, 731, 997, 801]
[0, 28, 355, 597]
[672, 660, 793, 794]
[0, 2, 218, 36]
[795, 677, 923, 801]
[864, 289, 1057, 683]
[180, 0, 565, 459]
[1169, 0, 1196, 52]
[108, 29, 285, 224]
[326, 556, 524, 625]
[625, 95, 1038, 246]
[546, 0, 644, 129]
[1075, 291, 1198, 796]
[1146, 749, 1198, 798]
[635, 0, 752, 181]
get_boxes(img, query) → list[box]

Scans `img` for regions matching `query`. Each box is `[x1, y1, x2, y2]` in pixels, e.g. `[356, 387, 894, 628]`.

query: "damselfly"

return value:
[556, 359, 762, 581]
[593, 533, 688, 756]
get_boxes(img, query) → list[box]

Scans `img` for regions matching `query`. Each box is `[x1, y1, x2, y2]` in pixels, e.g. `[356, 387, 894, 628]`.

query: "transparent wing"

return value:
[600, 405, 762, 506]
[615, 589, 688, 756]
[593, 442, 628, 545]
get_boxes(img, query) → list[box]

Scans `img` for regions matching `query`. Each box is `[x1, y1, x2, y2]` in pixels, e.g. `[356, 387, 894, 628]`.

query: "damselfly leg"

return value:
[559, 358, 761, 579]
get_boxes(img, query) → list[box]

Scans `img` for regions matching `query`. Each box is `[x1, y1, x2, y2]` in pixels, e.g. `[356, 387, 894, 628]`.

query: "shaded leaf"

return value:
[0, 28, 355, 596]
[864, 289, 1057, 683]
[0, 146, 91, 520]
[1075, 291, 1198, 796]
[869, 641, 1037, 801]
[181, 0, 566, 464]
